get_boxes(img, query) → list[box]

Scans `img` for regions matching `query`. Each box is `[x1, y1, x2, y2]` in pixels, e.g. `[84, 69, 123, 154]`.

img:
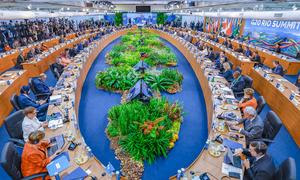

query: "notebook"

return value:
[46, 152, 70, 176]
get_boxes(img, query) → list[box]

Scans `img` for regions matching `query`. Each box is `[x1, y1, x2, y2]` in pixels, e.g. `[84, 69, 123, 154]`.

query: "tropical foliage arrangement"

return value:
[95, 66, 183, 93]
[105, 30, 177, 67]
[107, 98, 182, 163]
[94, 29, 184, 179]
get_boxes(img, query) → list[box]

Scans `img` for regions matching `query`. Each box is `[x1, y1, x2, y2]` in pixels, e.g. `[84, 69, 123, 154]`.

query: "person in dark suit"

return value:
[234, 141, 276, 180]
[223, 39, 228, 47]
[230, 71, 246, 93]
[18, 86, 49, 120]
[32, 73, 53, 98]
[226, 106, 264, 143]
[272, 61, 284, 76]
[296, 52, 300, 60]
[227, 41, 233, 49]
[15, 51, 26, 69]
[26, 48, 35, 60]
[244, 46, 252, 57]
[251, 51, 263, 67]
[205, 47, 215, 60]
[220, 62, 234, 82]
[235, 44, 244, 53]
[215, 51, 228, 70]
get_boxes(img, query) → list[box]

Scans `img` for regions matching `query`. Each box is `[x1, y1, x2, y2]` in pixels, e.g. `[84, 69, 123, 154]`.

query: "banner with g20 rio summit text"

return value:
[243, 19, 300, 58]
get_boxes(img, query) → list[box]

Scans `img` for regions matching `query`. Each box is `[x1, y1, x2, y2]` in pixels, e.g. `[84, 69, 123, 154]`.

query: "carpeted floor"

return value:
[78, 37, 208, 180]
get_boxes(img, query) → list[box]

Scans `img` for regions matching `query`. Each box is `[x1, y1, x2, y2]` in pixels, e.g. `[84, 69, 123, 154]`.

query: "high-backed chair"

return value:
[235, 66, 242, 73]
[0, 142, 48, 180]
[262, 111, 282, 141]
[243, 75, 253, 88]
[275, 157, 296, 180]
[256, 96, 266, 115]
[50, 64, 61, 80]
[4, 110, 25, 147]
[28, 78, 51, 100]
[10, 93, 21, 111]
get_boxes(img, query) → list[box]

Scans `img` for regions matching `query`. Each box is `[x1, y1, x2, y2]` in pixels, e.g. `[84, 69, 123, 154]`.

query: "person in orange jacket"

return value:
[21, 130, 59, 179]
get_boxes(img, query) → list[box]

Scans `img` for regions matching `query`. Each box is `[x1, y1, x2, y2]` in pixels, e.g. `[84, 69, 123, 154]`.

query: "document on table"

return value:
[222, 163, 243, 180]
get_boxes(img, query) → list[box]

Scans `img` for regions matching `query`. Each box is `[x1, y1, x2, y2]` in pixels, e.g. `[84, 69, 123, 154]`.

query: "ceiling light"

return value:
[292, 4, 297, 11]
[67, 7, 70, 10]
[27, 4, 32, 10]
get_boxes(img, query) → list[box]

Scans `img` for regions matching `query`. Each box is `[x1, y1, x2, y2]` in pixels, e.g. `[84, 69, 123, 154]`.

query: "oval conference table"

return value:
[44, 27, 245, 179]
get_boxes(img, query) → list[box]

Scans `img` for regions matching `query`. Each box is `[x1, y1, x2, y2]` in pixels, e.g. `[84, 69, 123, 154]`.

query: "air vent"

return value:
[274, 13, 283, 18]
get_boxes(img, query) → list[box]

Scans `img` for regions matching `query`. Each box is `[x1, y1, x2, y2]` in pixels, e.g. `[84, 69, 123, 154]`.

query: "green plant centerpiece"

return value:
[106, 98, 183, 179]
[95, 29, 185, 179]
[105, 30, 177, 67]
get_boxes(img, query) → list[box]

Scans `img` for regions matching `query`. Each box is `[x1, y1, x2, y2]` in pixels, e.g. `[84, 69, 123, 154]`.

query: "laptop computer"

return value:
[46, 153, 70, 176]
[224, 147, 242, 169]
[48, 134, 65, 156]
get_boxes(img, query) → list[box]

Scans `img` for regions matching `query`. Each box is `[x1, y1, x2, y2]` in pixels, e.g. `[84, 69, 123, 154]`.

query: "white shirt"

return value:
[22, 116, 44, 142]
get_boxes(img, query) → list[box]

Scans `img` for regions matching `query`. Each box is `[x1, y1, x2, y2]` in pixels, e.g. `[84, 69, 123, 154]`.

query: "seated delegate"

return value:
[220, 62, 233, 82]
[235, 44, 244, 53]
[272, 60, 284, 76]
[21, 131, 59, 180]
[18, 86, 49, 120]
[32, 73, 53, 98]
[22, 107, 47, 142]
[215, 51, 228, 71]
[226, 106, 264, 144]
[15, 51, 26, 69]
[230, 71, 246, 93]
[235, 141, 276, 180]
[238, 88, 257, 113]
[250, 51, 263, 67]
[244, 46, 252, 57]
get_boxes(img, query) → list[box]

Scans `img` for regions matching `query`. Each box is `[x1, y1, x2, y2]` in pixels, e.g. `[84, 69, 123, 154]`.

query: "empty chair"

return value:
[256, 96, 266, 114]
[261, 111, 282, 142]
[0, 142, 48, 180]
[275, 157, 296, 180]
[4, 110, 25, 147]
[10, 93, 21, 111]
[243, 75, 253, 88]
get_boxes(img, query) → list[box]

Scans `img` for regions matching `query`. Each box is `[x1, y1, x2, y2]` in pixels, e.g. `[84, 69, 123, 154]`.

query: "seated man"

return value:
[272, 60, 284, 76]
[235, 44, 244, 53]
[230, 71, 246, 93]
[41, 43, 48, 51]
[235, 141, 276, 180]
[4, 43, 11, 52]
[15, 51, 26, 69]
[205, 47, 215, 60]
[26, 48, 35, 60]
[238, 88, 257, 113]
[244, 46, 252, 57]
[251, 51, 263, 67]
[32, 73, 53, 98]
[227, 41, 233, 49]
[18, 86, 49, 120]
[227, 106, 264, 143]
[215, 51, 228, 70]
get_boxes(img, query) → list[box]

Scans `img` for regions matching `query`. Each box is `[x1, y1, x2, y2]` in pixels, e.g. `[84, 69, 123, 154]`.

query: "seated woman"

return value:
[238, 88, 257, 113]
[220, 62, 233, 82]
[22, 107, 47, 142]
[21, 131, 57, 179]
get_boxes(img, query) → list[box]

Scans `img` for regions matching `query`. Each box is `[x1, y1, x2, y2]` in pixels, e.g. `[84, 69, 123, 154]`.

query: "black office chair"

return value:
[0, 142, 48, 180]
[28, 78, 51, 100]
[244, 75, 253, 88]
[10, 93, 21, 111]
[228, 61, 234, 69]
[275, 157, 296, 180]
[4, 110, 25, 147]
[262, 111, 282, 141]
[256, 96, 266, 115]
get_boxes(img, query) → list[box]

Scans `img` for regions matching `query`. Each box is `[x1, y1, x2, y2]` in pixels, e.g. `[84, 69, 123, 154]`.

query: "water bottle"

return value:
[181, 168, 188, 180]
[176, 170, 182, 180]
